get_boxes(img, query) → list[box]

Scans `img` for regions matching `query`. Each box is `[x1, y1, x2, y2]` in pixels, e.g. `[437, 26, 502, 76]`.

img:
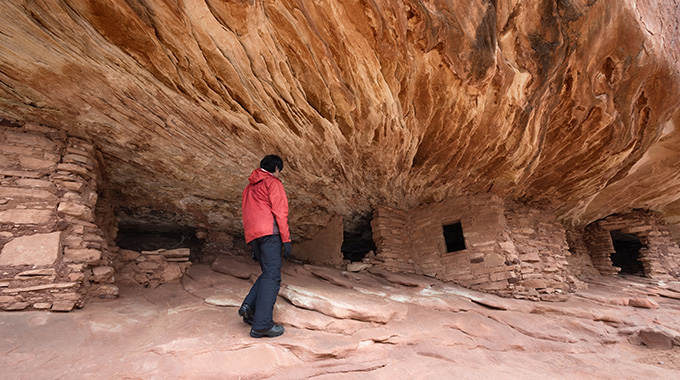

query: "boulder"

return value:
[633, 328, 676, 350]
[628, 297, 660, 309]
[279, 280, 407, 323]
[211, 255, 257, 280]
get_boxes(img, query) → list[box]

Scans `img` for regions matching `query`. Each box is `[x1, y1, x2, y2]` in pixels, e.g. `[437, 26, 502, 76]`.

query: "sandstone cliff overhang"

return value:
[0, 0, 679, 239]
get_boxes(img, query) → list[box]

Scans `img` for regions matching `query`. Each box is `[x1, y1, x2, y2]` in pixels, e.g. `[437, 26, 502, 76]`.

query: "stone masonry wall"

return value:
[371, 194, 580, 300]
[0, 122, 115, 311]
[564, 227, 599, 277]
[585, 210, 680, 280]
[504, 201, 584, 298]
[408, 194, 517, 295]
[370, 206, 414, 273]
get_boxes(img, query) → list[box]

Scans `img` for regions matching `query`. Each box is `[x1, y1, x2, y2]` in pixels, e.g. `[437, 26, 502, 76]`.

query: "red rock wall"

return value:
[371, 194, 578, 300]
[0, 122, 116, 311]
[370, 206, 413, 274]
[585, 211, 680, 280]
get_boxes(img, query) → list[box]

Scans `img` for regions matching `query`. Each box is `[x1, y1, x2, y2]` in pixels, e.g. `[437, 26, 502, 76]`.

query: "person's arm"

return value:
[270, 180, 290, 243]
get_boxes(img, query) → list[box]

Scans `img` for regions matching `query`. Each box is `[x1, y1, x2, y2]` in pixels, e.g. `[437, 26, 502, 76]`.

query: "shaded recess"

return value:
[610, 230, 645, 276]
[342, 213, 377, 262]
[116, 224, 202, 262]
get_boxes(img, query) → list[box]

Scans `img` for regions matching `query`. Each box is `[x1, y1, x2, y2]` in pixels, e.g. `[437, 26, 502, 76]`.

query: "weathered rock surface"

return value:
[1, 1, 680, 238]
[1, 256, 680, 379]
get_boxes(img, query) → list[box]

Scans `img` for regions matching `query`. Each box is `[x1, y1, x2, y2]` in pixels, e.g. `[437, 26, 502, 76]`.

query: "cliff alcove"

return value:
[2, 0, 680, 309]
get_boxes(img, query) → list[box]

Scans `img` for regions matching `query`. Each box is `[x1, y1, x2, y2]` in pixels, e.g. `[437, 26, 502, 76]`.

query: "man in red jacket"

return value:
[239, 155, 292, 338]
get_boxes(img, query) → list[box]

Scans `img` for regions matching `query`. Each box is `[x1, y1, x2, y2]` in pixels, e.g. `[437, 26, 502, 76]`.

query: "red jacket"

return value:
[242, 168, 290, 244]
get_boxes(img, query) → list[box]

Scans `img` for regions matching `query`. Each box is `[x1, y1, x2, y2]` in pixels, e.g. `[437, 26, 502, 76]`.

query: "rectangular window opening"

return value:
[443, 222, 466, 253]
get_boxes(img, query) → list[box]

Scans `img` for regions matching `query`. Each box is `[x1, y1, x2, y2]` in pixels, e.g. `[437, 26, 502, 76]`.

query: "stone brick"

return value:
[520, 252, 541, 262]
[483, 253, 506, 268]
[63, 154, 94, 166]
[0, 231, 61, 266]
[490, 270, 516, 282]
[0, 295, 21, 304]
[51, 300, 75, 312]
[63, 248, 101, 264]
[2, 282, 76, 293]
[5, 131, 56, 150]
[4, 302, 29, 310]
[18, 156, 55, 170]
[119, 249, 140, 261]
[56, 163, 90, 176]
[160, 264, 183, 282]
[92, 266, 114, 283]
[14, 179, 54, 188]
[0, 209, 54, 224]
[90, 284, 119, 298]
[0, 187, 56, 200]
[138, 261, 161, 271]
[58, 181, 84, 192]
[57, 202, 92, 219]
[521, 279, 547, 289]
[0, 169, 42, 178]
[160, 248, 191, 258]
[15, 268, 57, 281]
[68, 272, 85, 282]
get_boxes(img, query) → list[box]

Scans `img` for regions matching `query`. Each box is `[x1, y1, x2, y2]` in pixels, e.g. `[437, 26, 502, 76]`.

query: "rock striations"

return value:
[0, 1, 679, 239]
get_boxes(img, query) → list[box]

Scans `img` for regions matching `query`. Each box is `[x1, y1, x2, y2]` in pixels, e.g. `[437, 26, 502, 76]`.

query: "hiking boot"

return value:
[238, 303, 254, 325]
[250, 324, 284, 338]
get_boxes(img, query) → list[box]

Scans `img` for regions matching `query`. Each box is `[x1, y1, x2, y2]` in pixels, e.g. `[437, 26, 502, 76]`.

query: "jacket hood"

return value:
[248, 168, 276, 184]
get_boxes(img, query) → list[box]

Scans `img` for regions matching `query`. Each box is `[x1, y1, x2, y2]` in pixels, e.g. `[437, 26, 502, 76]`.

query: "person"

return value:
[238, 155, 292, 338]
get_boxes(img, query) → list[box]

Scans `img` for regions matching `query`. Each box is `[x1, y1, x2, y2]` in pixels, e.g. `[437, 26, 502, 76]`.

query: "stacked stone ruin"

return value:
[370, 194, 577, 300]
[370, 194, 679, 301]
[0, 123, 116, 311]
[114, 248, 192, 288]
[2, 121, 680, 310]
[584, 210, 680, 280]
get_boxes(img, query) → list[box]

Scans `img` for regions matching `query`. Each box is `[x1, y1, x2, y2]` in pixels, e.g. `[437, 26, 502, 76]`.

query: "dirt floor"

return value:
[1, 256, 680, 379]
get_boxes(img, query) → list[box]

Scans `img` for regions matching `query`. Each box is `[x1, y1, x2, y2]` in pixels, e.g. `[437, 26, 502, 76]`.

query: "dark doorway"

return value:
[610, 230, 645, 276]
[342, 213, 377, 262]
[443, 222, 466, 253]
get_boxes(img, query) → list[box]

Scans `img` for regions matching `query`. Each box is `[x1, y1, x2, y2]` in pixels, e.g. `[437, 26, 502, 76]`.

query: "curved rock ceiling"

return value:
[1, 0, 680, 239]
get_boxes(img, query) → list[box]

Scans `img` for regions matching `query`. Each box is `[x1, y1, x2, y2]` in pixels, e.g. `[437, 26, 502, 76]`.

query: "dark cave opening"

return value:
[342, 213, 377, 262]
[610, 230, 645, 276]
[116, 225, 202, 262]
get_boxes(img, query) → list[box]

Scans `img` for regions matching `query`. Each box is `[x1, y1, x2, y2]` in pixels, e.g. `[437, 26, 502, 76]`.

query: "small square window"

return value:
[443, 222, 466, 252]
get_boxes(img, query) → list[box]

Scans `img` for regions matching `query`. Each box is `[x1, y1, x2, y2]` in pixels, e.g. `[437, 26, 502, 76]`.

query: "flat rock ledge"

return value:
[2, 254, 680, 379]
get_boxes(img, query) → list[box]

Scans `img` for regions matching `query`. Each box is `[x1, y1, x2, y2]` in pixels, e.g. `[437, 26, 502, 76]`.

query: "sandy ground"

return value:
[1, 258, 680, 380]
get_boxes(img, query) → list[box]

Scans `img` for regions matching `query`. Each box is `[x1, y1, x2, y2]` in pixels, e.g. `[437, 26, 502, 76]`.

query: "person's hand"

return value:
[283, 242, 292, 260]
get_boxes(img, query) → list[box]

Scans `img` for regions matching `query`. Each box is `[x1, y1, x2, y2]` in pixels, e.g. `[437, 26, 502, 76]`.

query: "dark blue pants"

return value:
[243, 235, 282, 330]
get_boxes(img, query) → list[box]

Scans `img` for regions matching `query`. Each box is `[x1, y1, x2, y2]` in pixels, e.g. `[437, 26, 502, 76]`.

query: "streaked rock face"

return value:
[0, 0, 679, 239]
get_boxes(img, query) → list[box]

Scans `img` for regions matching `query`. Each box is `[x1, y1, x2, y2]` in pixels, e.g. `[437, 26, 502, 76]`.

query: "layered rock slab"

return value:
[1, 259, 680, 379]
